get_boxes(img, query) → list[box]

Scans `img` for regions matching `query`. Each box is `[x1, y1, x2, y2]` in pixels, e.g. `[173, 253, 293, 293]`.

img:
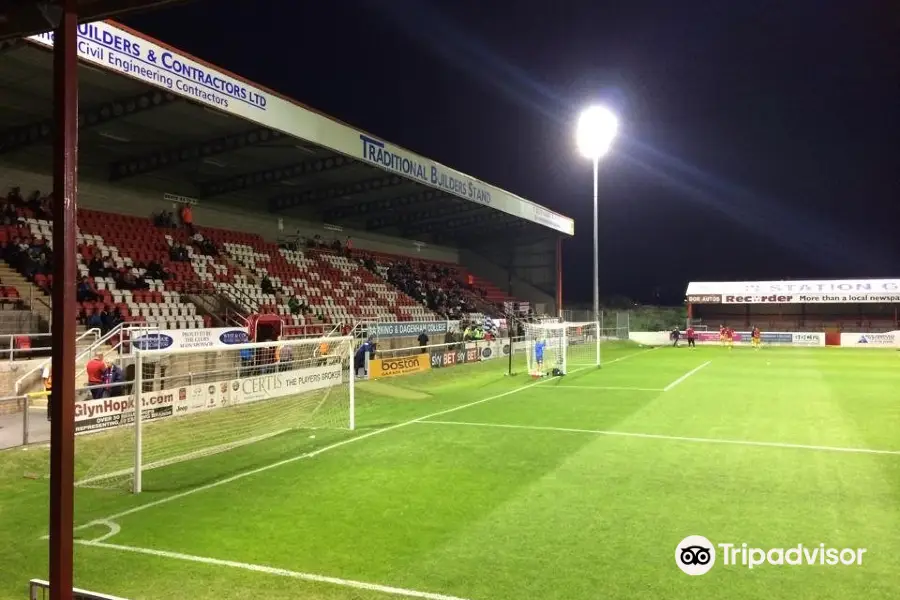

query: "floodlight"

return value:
[575, 105, 618, 160]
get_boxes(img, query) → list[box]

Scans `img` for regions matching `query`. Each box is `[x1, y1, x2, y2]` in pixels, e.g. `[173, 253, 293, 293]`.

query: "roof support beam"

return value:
[325, 189, 449, 226]
[200, 154, 354, 198]
[367, 201, 486, 233]
[109, 127, 283, 181]
[448, 217, 531, 245]
[269, 173, 405, 213]
[0, 88, 178, 154]
[405, 207, 506, 238]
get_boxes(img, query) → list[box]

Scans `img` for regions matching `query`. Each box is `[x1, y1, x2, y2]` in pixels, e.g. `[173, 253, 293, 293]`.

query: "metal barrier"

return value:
[13, 327, 103, 396]
[0, 332, 53, 361]
[0, 393, 42, 449]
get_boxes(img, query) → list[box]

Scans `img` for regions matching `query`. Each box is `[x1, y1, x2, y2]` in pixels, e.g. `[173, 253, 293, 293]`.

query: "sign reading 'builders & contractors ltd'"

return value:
[370, 354, 431, 378]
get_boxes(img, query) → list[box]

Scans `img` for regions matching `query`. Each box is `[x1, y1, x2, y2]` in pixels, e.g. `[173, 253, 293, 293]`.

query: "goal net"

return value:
[523, 321, 600, 376]
[74, 336, 355, 493]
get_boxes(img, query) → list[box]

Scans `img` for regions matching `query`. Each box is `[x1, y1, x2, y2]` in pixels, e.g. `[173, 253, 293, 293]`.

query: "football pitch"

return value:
[3, 341, 900, 599]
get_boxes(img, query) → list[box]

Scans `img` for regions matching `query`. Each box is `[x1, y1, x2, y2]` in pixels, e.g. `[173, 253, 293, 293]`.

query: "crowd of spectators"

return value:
[3, 236, 52, 281]
[377, 259, 478, 320]
[279, 233, 352, 257]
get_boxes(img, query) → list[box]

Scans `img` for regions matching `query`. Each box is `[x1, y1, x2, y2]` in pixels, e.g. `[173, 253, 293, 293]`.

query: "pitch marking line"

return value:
[416, 420, 900, 457]
[66, 350, 651, 536]
[552, 386, 664, 392]
[76, 540, 472, 600]
[663, 360, 712, 392]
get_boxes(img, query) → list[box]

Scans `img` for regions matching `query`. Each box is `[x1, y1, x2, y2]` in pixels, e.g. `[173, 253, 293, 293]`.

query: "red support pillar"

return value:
[49, 1, 79, 599]
[555, 237, 563, 317]
[686, 301, 693, 328]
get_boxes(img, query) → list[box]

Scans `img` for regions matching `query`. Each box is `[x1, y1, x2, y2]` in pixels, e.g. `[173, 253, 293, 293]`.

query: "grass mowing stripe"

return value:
[71, 351, 654, 534]
[76, 540, 472, 600]
[663, 360, 712, 391]
[416, 420, 900, 456]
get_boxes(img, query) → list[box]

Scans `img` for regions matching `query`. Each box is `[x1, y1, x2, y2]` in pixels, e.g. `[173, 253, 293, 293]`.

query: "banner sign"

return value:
[430, 340, 511, 368]
[74, 390, 175, 434]
[840, 332, 898, 348]
[373, 321, 449, 339]
[237, 364, 342, 404]
[369, 354, 431, 378]
[630, 331, 825, 347]
[25, 22, 573, 236]
[686, 279, 900, 304]
[130, 327, 248, 351]
[74, 364, 342, 434]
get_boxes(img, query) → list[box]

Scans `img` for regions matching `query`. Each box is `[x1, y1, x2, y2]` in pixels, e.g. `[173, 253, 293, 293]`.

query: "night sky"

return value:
[123, 0, 899, 305]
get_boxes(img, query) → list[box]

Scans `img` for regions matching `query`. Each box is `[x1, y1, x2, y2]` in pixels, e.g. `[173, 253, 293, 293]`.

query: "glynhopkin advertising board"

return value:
[74, 364, 343, 434]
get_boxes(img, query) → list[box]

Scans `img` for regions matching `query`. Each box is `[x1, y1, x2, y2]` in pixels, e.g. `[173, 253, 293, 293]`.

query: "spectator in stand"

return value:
[180, 204, 194, 235]
[330, 238, 342, 253]
[169, 243, 189, 262]
[0, 201, 16, 225]
[98, 306, 112, 334]
[261, 275, 275, 295]
[288, 296, 303, 315]
[102, 362, 125, 397]
[76, 277, 99, 302]
[87, 255, 105, 278]
[153, 210, 176, 228]
[143, 259, 167, 281]
[417, 330, 429, 348]
[85, 353, 106, 399]
[85, 309, 103, 331]
[345, 237, 353, 256]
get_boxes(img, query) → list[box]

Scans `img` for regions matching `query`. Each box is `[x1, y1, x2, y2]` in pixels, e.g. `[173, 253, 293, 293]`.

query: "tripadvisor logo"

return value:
[675, 536, 866, 575]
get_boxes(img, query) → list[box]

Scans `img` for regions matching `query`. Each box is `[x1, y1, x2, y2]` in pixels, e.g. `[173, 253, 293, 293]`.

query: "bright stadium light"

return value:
[575, 105, 618, 324]
[576, 105, 618, 160]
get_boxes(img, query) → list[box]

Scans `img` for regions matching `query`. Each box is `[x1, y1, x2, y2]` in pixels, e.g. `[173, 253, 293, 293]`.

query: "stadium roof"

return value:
[0, 0, 192, 40]
[0, 19, 574, 247]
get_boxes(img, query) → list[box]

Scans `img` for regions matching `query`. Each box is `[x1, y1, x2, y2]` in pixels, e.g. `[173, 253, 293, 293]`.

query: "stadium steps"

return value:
[184, 292, 227, 328]
[0, 261, 51, 327]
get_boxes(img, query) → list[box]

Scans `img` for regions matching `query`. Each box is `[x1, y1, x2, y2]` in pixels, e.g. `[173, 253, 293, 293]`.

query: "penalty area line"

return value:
[416, 420, 900, 457]
[663, 360, 712, 392]
[76, 540, 471, 600]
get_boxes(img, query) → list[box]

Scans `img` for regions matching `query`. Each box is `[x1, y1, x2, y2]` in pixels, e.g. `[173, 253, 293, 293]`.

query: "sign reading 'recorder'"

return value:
[686, 279, 900, 304]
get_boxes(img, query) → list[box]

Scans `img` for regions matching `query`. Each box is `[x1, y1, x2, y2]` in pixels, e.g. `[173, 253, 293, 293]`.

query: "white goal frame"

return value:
[523, 320, 601, 375]
[129, 335, 355, 493]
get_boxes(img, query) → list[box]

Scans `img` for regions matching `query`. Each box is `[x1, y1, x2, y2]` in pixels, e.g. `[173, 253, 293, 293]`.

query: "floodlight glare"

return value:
[576, 105, 618, 160]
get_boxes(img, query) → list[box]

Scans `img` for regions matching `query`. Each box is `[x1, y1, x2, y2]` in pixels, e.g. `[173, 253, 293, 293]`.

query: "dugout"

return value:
[686, 279, 900, 346]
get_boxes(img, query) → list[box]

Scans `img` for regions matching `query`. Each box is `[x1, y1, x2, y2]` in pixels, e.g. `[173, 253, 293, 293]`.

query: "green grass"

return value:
[3, 342, 900, 599]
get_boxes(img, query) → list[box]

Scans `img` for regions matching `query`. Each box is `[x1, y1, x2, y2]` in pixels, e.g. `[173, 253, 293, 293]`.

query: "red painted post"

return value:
[49, 1, 79, 598]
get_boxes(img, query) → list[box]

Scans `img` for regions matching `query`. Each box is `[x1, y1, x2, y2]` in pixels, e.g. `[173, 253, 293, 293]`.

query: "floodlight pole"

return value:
[592, 156, 600, 324]
[49, 0, 79, 598]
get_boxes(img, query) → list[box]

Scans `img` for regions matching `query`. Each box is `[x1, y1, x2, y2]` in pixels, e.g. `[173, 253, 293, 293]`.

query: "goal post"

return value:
[523, 321, 601, 376]
[73, 335, 355, 493]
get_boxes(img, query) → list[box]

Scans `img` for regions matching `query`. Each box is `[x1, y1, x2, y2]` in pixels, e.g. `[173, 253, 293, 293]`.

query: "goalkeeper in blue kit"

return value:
[534, 339, 546, 375]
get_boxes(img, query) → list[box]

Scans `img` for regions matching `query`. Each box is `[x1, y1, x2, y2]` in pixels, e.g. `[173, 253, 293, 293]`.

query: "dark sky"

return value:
[123, 0, 899, 305]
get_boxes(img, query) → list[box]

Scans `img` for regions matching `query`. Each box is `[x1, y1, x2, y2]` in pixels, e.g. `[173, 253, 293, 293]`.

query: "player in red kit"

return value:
[751, 326, 761, 350]
[725, 326, 735, 349]
[686, 325, 696, 349]
[719, 324, 727, 346]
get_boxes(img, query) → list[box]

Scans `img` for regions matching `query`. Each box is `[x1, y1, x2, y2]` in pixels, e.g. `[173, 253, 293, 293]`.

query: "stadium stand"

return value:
[0, 23, 570, 354]
[0, 182, 519, 337]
